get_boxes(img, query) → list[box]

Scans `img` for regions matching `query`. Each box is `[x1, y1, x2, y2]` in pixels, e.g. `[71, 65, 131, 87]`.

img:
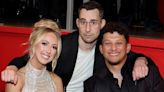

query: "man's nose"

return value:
[111, 44, 116, 51]
[86, 22, 91, 32]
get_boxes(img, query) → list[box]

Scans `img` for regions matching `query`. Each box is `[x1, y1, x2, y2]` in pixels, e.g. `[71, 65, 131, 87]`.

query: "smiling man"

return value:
[84, 22, 164, 92]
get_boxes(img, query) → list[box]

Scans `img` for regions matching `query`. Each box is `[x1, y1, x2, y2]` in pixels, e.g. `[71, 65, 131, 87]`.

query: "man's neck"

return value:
[107, 64, 122, 75]
[106, 58, 127, 87]
[78, 37, 97, 51]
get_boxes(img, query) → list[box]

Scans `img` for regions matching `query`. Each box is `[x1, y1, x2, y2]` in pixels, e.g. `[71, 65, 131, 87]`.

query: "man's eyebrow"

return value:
[90, 19, 98, 21]
[79, 18, 86, 20]
[79, 18, 98, 21]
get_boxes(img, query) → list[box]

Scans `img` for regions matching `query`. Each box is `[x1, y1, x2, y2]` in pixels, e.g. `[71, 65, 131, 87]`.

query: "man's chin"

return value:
[108, 61, 120, 65]
[84, 39, 96, 44]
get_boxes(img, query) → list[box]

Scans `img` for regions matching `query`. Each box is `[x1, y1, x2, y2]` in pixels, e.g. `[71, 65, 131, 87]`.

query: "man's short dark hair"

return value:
[78, 1, 104, 18]
[98, 22, 129, 44]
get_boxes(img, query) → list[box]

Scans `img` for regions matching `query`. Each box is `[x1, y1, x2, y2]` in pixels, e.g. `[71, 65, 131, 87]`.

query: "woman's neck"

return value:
[29, 57, 45, 70]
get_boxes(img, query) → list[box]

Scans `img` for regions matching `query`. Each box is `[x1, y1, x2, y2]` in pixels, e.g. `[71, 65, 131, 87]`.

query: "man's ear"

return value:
[99, 45, 103, 54]
[76, 18, 80, 28]
[126, 43, 131, 53]
[101, 19, 106, 29]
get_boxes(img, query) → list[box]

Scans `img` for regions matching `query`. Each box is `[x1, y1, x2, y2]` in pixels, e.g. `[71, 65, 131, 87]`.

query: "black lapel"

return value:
[55, 31, 79, 87]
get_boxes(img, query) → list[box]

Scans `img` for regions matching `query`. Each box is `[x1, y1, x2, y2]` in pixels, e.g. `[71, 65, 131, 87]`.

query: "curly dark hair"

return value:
[98, 22, 129, 45]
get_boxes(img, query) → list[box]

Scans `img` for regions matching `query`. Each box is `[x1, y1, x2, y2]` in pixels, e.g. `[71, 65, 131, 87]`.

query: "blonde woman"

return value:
[5, 19, 63, 92]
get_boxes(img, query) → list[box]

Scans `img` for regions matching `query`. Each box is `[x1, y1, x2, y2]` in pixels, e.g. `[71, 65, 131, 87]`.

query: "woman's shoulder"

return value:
[49, 72, 62, 82]
[17, 67, 26, 77]
[17, 67, 26, 84]
[49, 72, 64, 92]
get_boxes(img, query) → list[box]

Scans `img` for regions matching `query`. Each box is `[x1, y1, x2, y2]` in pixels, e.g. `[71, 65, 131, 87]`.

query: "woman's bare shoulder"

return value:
[17, 67, 26, 85]
[49, 72, 64, 92]
[49, 72, 62, 82]
[17, 67, 26, 77]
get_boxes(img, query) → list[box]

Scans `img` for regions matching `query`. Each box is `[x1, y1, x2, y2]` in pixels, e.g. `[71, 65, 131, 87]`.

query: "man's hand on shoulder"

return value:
[132, 57, 148, 81]
[1, 65, 18, 84]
